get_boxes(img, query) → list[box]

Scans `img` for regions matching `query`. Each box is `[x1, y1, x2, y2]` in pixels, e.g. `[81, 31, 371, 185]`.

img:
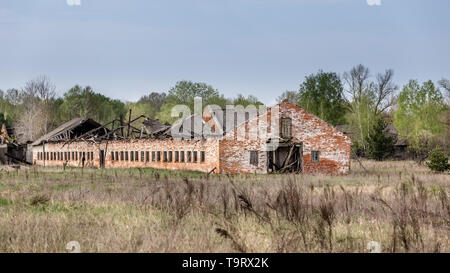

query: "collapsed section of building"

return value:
[0, 123, 33, 165]
[31, 101, 352, 175]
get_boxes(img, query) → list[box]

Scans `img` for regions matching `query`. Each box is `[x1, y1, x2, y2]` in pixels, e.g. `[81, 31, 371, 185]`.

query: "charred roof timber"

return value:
[31, 110, 173, 147]
[31, 118, 106, 146]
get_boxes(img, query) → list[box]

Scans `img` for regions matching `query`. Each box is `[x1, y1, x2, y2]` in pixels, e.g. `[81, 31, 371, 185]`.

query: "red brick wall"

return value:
[103, 139, 220, 173]
[33, 138, 220, 173]
[32, 142, 98, 168]
[219, 139, 267, 174]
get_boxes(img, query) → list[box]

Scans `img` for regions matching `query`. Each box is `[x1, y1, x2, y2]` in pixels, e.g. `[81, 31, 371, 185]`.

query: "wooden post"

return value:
[298, 143, 303, 174]
[43, 142, 46, 167]
[281, 145, 295, 170]
[352, 149, 367, 172]
[127, 109, 132, 138]
[120, 115, 124, 138]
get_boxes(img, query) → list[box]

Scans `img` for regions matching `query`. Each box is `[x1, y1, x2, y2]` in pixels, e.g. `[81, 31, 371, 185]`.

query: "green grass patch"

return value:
[0, 197, 14, 207]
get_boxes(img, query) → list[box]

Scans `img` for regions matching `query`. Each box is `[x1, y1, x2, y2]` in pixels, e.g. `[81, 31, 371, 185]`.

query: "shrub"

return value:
[426, 149, 450, 172]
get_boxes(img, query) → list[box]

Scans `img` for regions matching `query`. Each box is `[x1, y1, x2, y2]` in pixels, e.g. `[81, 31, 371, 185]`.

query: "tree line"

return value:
[278, 65, 449, 163]
[1, 64, 449, 164]
[0, 77, 262, 143]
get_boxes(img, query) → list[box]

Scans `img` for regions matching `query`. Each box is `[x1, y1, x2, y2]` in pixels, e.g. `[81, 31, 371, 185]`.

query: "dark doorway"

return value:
[267, 143, 303, 174]
[99, 150, 105, 168]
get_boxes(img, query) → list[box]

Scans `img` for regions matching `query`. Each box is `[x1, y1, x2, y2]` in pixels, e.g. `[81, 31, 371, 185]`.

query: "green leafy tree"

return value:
[426, 149, 450, 172]
[297, 70, 347, 125]
[366, 118, 396, 161]
[60, 85, 126, 125]
[134, 92, 167, 118]
[0, 113, 7, 127]
[157, 81, 228, 124]
[167, 81, 224, 106]
[230, 94, 263, 107]
[394, 80, 447, 159]
[0, 89, 16, 127]
[124, 93, 167, 128]
[47, 97, 65, 130]
[345, 94, 377, 155]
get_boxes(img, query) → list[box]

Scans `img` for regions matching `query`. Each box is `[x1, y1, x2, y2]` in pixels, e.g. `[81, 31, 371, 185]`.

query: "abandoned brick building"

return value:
[31, 101, 352, 175]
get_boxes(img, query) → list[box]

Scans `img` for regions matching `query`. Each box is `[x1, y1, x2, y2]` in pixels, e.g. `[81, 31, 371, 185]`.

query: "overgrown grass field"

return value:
[0, 161, 448, 253]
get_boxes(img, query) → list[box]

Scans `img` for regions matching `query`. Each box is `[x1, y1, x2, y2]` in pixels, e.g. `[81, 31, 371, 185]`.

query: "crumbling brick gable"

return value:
[278, 101, 351, 174]
[218, 100, 351, 174]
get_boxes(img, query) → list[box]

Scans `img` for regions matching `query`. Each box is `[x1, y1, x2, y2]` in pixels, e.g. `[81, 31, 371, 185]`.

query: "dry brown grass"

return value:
[0, 160, 448, 253]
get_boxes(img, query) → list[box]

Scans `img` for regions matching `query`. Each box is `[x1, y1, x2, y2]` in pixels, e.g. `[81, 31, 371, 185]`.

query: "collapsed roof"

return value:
[31, 114, 172, 146]
[30, 103, 281, 145]
[31, 118, 106, 146]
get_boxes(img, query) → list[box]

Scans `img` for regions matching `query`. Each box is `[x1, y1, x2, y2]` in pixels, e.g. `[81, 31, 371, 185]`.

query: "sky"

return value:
[1, 0, 449, 105]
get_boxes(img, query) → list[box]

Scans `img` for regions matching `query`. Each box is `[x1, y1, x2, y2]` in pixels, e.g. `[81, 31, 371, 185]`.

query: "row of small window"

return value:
[110, 151, 206, 163]
[37, 151, 94, 161]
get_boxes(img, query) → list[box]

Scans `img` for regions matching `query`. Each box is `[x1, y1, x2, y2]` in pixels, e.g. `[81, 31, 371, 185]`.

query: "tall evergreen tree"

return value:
[366, 118, 396, 161]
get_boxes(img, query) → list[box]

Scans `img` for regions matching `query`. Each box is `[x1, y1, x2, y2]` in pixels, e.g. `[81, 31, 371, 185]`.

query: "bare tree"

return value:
[6, 88, 22, 106]
[277, 90, 300, 104]
[439, 78, 450, 91]
[343, 64, 372, 152]
[343, 64, 370, 107]
[438, 78, 450, 151]
[342, 65, 398, 154]
[14, 76, 56, 143]
[22, 75, 56, 134]
[374, 69, 398, 116]
[439, 78, 450, 104]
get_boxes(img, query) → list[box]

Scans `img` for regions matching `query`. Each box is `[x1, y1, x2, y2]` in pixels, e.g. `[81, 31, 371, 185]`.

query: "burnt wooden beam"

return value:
[63, 119, 120, 146]
[127, 109, 132, 138]
[352, 149, 368, 172]
[120, 115, 124, 137]
[279, 160, 297, 173]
